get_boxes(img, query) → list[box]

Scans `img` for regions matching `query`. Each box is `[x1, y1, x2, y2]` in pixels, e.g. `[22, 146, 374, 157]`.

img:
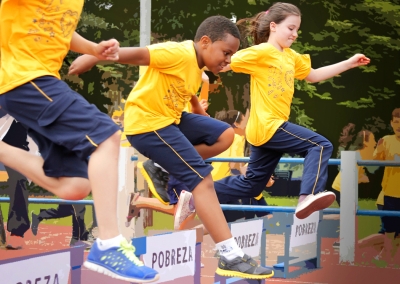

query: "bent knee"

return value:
[217, 127, 235, 150]
[322, 140, 333, 155]
[57, 183, 91, 200]
[107, 130, 122, 146]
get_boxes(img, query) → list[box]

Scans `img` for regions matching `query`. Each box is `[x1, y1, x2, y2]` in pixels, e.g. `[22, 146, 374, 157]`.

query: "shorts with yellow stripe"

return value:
[127, 112, 231, 191]
[0, 76, 120, 178]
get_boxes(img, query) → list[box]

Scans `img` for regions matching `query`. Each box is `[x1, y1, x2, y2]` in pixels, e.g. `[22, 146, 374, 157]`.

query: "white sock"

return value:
[154, 163, 168, 173]
[96, 234, 125, 251]
[215, 237, 244, 260]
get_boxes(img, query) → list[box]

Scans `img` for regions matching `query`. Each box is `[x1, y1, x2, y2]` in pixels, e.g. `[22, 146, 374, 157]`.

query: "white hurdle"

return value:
[339, 151, 360, 263]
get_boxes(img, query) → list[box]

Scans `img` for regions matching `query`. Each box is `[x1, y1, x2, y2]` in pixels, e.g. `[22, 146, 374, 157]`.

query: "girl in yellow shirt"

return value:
[214, 2, 370, 219]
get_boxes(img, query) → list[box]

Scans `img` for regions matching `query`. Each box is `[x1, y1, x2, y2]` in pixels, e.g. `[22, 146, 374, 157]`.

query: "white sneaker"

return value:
[174, 190, 196, 230]
[295, 191, 336, 219]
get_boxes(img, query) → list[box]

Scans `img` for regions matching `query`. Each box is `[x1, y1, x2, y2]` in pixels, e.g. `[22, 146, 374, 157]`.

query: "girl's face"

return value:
[391, 116, 400, 136]
[269, 15, 301, 51]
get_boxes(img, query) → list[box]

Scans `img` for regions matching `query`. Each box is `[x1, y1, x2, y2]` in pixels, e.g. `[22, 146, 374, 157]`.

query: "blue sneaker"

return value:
[84, 239, 159, 283]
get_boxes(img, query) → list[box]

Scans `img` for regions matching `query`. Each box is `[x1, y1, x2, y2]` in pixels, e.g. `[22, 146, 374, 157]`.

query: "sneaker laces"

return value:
[118, 239, 144, 266]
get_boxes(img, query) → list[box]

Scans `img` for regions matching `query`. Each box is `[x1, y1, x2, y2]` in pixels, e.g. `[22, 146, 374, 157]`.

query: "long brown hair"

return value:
[237, 2, 301, 47]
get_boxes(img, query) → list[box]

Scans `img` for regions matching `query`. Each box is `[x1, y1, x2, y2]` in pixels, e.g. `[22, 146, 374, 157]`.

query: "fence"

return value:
[1, 151, 399, 282]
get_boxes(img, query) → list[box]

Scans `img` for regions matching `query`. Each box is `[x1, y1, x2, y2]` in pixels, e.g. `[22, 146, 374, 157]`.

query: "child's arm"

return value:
[190, 95, 209, 116]
[305, 54, 370, 83]
[373, 138, 386, 160]
[70, 32, 119, 61]
[198, 72, 210, 102]
[69, 46, 150, 75]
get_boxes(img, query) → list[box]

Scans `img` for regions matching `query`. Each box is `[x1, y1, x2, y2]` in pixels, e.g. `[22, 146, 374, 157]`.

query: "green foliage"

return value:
[59, 0, 399, 156]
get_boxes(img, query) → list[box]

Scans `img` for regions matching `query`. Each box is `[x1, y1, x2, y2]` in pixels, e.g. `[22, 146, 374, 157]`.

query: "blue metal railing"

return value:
[1, 156, 399, 216]
[1, 198, 399, 217]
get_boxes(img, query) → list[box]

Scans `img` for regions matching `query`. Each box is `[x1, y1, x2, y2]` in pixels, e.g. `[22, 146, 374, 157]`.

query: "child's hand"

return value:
[348, 54, 370, 68]
[199, 99, 209, 111]
[266, 177, 275, 187]
[68, 55, 99, 75]
[94, 38, 120, 61]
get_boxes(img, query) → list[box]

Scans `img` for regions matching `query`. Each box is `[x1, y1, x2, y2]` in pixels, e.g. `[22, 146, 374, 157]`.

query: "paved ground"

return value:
[1, 224, 400, 284]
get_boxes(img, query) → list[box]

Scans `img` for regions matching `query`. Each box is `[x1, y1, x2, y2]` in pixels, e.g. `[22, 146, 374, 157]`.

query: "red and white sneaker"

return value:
[295, 191, 336, 219]
[174, 190, 196, 230]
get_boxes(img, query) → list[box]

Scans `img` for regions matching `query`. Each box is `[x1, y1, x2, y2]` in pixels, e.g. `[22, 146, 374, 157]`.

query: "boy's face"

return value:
[391, 116, 400, 136]
[201, 34, 240, 74]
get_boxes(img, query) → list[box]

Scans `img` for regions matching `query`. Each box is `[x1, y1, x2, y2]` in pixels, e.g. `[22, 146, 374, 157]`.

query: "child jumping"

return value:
[214, 2, 370, 219]
[0, 0, 159, 282]
[69, 15, 274, 279]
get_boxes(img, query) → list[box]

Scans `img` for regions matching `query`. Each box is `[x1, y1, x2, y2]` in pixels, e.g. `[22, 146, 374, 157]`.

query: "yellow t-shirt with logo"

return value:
[373, 135, 400, 198]
[211, 134, 245, 181]
[230, 43, 311, 146]
[0, 0, 84, 94]
[124, 41, 203, 135]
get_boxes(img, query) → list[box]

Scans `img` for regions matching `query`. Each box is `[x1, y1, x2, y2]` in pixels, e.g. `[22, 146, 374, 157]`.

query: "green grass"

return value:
[0, 196, 383, 240]
[0, 203, 94, 228]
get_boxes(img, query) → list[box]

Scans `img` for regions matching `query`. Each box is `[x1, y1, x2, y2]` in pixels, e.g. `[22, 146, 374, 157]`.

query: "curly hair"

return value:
[194, 15, 240, 42]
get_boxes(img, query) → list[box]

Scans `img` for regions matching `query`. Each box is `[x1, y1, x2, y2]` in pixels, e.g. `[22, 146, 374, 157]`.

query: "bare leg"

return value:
[135, 196, 175, 215]
[194, 128, 234, 159]
[358, 234, 385, 249]
[192, 174, 231, 243]
[88, 131, 121, 240]
[0, 141, 90, 200]
[382, 232, 398, 262]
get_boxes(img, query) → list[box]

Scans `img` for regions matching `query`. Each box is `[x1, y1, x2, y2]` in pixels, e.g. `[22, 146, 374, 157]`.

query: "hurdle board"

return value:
[267, 211, 322, 278]
[0, 244, 86, 284]
[131, 228, 202, 283]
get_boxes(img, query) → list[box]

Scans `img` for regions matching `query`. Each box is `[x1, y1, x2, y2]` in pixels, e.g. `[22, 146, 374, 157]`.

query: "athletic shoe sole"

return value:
[174, 191, 195, 230]
[138, 162, 169, 205]
[215, 268, 274, 279]
[84, 261, 160, 283]
[178, 211, 197, 230]
[295, 192, 336, 219]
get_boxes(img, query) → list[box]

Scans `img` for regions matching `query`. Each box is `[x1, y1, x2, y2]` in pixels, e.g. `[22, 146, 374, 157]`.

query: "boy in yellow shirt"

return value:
[373, 108, 400, 261]
[69, 16, 273, 279]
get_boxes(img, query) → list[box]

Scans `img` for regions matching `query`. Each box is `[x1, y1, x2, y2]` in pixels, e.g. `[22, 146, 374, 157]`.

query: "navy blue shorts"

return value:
[382, 196, 400, 234]
[167, 175, 189, 205]
[127, 112, 231, 191]
[0, 76, 120, 178]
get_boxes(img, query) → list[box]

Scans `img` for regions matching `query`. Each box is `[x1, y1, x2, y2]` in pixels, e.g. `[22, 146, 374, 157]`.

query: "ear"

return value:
[270, 21, 277, 32]
[199, 35, 212, 48]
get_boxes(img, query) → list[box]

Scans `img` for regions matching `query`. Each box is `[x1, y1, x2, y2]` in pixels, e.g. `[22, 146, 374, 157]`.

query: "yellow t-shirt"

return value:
[230, 43, 311, 146]
[331, 166, 366, 192]
[0, 0, 84, 94]
[211, 134, 245, 181]
[124, 41, 203, 135]
[373, 135, 400, 198]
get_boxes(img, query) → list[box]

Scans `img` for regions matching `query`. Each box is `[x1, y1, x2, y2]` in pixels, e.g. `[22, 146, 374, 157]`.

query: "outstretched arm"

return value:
[69, 46, 150, 75]
[305, 53, 370, 83]
[70, 32, 119, 61]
